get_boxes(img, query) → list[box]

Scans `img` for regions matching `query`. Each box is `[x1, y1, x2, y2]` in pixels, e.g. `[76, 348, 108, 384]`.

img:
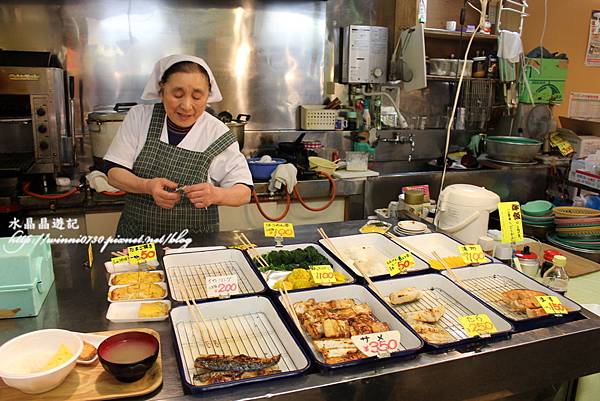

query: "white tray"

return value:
[318, 233, 429, 278]
[108, 270, 165, 286]
[104, 259, 160, 274]
[107, 282, 168, 303]
[397, 233, 493, 268]
[442, 263, 582, 321]
[277, 284, 423, 367]
[75, 333, 107, 365]
[170, 296, 310, 391]
[372, 274, 512, 345]
[163, 249, 266, 302]
[251, 243, 355, 290]
[106, 300, 171, 323]
[164, 246, 226, 255]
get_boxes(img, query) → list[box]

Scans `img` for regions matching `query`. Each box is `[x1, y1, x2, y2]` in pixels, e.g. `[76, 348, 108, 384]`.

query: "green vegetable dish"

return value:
[256, 246, 330, 272]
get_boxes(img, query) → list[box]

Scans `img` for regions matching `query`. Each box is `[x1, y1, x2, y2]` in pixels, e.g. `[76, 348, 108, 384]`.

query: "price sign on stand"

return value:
[127, 243, 157, 265]
[263, 222, 295, 238]
[549, 132, 574, 156]
[458, 245, 487, 265]
[458, 314, 498, 337]
[498, 202, 524, 244]
[352, 330, 401, 358]
[206, 275, 239, 298]
[309, 265, 336, 284]
[536, 295, 568, 315]
[111, 255, 129, 265]
[386, 252, 415, 276]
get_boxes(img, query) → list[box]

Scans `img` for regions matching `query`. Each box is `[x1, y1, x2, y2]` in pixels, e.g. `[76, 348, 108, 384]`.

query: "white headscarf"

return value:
[141, 54, 223, 102]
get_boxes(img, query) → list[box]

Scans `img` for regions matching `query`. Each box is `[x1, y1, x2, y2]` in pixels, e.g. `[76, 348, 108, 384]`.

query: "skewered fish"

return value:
[402, 305, 445, 323]
[409, 321, 454, 344]
[501, 289, 546, 313]
[389, 288, 422, 305]
[194, 367, 281, 385]
[194, 354, 281, 372]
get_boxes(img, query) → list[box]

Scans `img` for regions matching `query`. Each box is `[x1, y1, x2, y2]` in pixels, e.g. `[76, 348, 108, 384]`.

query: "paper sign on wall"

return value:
[498, 202, 524, 244]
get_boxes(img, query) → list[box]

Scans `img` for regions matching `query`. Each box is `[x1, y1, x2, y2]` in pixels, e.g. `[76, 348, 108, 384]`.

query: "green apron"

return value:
[116, 103, 237, 237]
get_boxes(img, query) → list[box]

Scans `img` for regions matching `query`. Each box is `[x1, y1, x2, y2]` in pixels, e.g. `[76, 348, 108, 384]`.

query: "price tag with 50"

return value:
[309, 265, 336, 284]
[263, 222, 295, 238]
[206, 275, 239, 298]
[351, 330, 401, 358]
[127, 243, 157, 265]
[458, 245, 487, 265]
[385, 251, 415, 276]
[458, 314, 498, 337]
[536, 295, 568, 315]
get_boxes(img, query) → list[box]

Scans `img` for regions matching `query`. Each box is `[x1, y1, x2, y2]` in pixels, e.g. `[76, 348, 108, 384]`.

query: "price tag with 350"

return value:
[309, 265, 336, 284]
[386, 252, 415, 277]
[536, 295, 568, 315]
[458, 245, 487, 265]
[263, 222, 295, 238]
[127, 243, 157, 265]
[458, 314, 498, 337]
[351, 330, 401, 358]
[206, 275, 239, 298]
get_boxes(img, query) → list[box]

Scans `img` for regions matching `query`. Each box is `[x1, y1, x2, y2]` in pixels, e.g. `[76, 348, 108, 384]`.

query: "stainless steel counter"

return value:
[2, 219, 600, 401]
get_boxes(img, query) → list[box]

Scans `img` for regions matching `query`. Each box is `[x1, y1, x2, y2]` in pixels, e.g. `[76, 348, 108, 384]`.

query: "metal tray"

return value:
[318, 233, 429, 280]
[250, 243, 355, 292]
[441, 264, 582, 326]
[163, 249, 266, 302]
[372, 274, 513, 349]
[275, 284, 424, 369]
[170, 296, 310, 393]
[396, 232, 494, 269]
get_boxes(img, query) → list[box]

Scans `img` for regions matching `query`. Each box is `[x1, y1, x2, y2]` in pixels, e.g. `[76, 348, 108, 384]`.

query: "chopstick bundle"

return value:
[236, 233, 270, 269]
[432, 250, 463, 286]
[279, 287, 303, 332]
[172, 270, 208, 333]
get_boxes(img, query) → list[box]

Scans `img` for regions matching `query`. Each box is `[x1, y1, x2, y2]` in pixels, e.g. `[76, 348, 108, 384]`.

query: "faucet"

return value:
[379, 132, 416, 161]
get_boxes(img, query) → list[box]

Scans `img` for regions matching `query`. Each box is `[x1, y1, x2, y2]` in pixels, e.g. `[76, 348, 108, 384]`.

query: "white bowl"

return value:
[0, 329, 83, 394]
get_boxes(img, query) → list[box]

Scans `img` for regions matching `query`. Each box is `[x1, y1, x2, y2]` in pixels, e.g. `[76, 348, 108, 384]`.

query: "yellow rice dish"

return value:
[42, 344, 73, 371]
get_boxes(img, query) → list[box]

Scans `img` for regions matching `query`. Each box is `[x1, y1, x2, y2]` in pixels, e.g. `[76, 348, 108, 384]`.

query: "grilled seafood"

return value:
[501, 289, 547, 316]
[402, 305, 445, 323]
[194, 354, 281, 372]
[194, 367, 281, 385]
[389, 288, 422, 305]
[409, 322, 454, 344]
[293, 298, 391, 364]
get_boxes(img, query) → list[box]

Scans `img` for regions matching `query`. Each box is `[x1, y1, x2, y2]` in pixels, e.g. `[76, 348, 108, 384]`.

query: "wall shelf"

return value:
[426, 75, 498, 82]
[424, 28, 498, 41]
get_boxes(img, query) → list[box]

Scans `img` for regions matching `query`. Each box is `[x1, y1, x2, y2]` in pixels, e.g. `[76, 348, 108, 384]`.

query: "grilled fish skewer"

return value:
[194, 354, 281, 372]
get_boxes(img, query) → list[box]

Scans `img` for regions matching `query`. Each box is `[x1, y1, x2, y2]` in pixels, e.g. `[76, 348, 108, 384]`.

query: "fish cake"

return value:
[79, 341, 97, 361]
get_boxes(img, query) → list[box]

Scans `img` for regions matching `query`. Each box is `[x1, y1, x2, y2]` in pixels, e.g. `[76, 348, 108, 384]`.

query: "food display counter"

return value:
[2, 219, 600, 401]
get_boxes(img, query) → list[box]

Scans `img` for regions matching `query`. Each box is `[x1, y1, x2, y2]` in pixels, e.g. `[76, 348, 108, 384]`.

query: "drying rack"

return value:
[497, 0, 529, 35]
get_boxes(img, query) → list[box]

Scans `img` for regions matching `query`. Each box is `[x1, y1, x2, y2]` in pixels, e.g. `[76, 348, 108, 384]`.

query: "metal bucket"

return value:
[220, 113, 250, 150]
[485, 136, 542, 163]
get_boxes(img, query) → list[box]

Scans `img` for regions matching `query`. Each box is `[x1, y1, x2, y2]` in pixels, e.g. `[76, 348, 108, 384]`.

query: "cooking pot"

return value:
[218, 112, 250, 150]
[87, 103, 135, 165]
[484, 136, 543, 163]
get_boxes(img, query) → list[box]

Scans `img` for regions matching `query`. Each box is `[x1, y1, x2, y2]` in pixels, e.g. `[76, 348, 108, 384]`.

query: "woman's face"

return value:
[160, 71, 209, 127]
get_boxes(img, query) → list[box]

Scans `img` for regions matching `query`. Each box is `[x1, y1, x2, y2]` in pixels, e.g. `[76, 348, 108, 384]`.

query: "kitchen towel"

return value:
[498, 30, 523, 63]
[86, 170, 121, 193]
[268, 164, 298, 194]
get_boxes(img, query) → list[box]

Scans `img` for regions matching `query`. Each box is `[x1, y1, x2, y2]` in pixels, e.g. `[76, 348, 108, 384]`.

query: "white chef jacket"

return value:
[104, 104, 252, 188]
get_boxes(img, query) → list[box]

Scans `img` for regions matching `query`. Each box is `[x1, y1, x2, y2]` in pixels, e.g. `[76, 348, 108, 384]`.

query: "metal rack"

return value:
[175, 312, 300, 386]
[390, 287, 475, 342]
[461, 275, 529, 320]
[167, 262, 256, 301]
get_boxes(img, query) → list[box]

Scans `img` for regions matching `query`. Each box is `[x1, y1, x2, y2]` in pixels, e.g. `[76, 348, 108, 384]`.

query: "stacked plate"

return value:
[393, 220, 429, 236]
[553, 207, 600, 250]
[521, 200, 554, 228]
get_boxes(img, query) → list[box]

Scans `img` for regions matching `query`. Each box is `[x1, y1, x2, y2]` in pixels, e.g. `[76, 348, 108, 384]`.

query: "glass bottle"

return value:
[542, 255, 569, 295]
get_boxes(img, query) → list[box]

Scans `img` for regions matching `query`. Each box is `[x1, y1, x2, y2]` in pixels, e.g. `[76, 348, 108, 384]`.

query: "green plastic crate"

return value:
[519, 58, 568, 104]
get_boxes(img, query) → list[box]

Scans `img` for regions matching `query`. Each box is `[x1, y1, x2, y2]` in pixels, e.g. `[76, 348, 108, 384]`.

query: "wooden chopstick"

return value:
[237, 233, 270, 269]
[385, 233, 432, 262]
[432, 250, 463, 286]
[317, 227, 343, 260]
[279, 287, 303, 331]
[173, 270, 208, 330]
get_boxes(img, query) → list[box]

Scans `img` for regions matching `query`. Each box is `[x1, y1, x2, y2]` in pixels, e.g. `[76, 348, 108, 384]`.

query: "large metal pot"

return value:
[484, 136, 543, 163]
[87, 103, 135, 163]
[218, 112, 250, 150]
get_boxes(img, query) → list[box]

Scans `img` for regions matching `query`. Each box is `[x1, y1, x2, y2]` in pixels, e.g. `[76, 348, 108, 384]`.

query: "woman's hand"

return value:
[185, 182, 222, 209]
[145, 178, 181, 209]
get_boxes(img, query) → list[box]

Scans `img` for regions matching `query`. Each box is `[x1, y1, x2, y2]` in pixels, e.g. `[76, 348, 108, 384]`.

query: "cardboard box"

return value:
[560, 116, 600, 137]
[519, 58, 568, 104]
[558, 130, 600, 158]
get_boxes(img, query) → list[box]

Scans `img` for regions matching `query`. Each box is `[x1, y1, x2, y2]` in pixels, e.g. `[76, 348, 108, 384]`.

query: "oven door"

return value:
[0, 94, 35, 176]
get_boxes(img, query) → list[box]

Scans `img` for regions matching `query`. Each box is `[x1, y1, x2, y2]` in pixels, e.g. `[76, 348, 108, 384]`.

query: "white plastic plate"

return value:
[106, 300, 171, 323]
[75, 333, 107, 365]
[107, 282, 168, 303]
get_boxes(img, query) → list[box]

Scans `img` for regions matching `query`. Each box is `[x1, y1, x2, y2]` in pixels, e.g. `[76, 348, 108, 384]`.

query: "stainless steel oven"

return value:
[0, 66, 72, 175]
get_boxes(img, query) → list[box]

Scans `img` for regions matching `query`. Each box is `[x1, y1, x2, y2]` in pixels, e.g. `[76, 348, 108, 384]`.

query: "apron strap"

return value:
[148, 103, 166, 140]
[203, 130, 237, 159]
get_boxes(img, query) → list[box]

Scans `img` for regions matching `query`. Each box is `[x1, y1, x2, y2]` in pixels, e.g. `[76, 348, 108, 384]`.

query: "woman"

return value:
[104, 55, 252, 237]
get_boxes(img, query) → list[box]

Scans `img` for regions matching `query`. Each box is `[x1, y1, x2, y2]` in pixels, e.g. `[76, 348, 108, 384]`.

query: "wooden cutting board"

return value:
[0, 328, 162, 401]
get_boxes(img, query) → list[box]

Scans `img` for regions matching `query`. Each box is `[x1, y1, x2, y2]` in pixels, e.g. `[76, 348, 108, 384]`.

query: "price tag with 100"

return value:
[385, 251, 415, 276]
[127, 243, 157, 265]
[309, 265, 336, 284]
[206, 275, 239, 298]
[458, 245, 487, 264]
[458, 314, 498, 337]
[263, 222, 295, 238]
[351, 330, 401, 358]
[536, 295, 568, 315]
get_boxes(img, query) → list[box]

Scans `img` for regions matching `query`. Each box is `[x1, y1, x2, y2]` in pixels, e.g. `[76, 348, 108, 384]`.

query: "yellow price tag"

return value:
[498, 201, 524, 244]
[127, 243, 157, 265]
[458, 245, 487, 264]
[263, 222, 295, 238]
[458, 314, 498, 337]
[550, 132, 574, 156]
[87, 243, 94, 267]
[309, 265, 336, 284]
[111, 255, 129, 265]
[385, 252, 415, 277]
[536, 295, 568, 315]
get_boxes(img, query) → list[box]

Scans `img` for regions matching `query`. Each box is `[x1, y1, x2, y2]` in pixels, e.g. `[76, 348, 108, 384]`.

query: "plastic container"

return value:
[300, 105, 337, 130]
[107, 282, 168, 303]
[106, 300, 171, 323]
[246, 157, 287, 181]
[515, 246, 539, 278]
[522, 200, 554, 216]
[308, 156, 338, 175]
[345, 151, 369, 171]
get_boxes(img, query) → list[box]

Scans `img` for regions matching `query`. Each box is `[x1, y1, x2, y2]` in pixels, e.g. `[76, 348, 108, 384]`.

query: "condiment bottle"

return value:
[542, 255, 569, 295]
[540, 249, 561, 277]
[515, 246, 539, 278]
